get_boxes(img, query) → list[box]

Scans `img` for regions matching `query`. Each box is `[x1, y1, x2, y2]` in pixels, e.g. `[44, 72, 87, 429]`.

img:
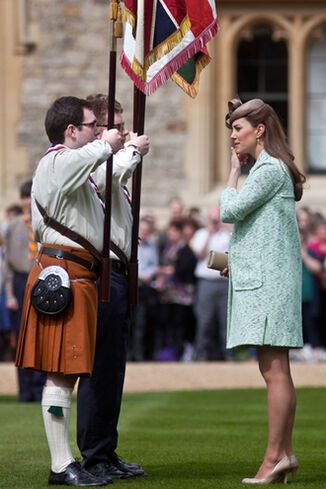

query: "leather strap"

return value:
[41, 247, 100, 275]
[109, 241, 128, 266]
[35, 200, 102, 262]
[35, 199, 129, 267]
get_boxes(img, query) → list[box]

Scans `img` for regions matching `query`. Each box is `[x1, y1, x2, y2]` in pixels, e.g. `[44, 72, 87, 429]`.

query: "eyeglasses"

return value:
[80, 120, 97, 129]
[96, 123, 125, 132]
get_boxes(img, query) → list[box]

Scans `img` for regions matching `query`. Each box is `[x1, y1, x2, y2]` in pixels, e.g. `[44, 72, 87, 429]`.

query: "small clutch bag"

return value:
[207, 251, 228, 271]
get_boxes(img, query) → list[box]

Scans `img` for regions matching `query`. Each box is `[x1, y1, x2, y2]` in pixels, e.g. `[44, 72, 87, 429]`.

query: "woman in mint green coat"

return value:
[219, 98, 305, 485]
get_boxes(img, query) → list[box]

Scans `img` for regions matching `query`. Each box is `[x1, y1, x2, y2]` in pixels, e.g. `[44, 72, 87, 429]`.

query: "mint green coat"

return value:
[220, 150, 303, 349]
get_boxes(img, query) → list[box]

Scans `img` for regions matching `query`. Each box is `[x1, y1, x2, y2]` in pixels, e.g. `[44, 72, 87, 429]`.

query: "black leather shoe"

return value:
[88, 462, 133, 481]
[109, 453, 145, 477]
[48, 461, 108, 486]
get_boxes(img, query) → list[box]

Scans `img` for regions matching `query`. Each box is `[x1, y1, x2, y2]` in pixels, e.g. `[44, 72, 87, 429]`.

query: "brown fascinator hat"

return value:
[225, 97, 265, 129]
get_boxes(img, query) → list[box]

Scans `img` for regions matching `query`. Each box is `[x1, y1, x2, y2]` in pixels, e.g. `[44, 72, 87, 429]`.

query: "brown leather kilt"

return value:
[15, 244, 99, 375]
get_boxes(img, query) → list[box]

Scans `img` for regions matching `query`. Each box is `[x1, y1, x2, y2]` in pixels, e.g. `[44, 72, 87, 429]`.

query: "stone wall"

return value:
[19, 0, 187, 217]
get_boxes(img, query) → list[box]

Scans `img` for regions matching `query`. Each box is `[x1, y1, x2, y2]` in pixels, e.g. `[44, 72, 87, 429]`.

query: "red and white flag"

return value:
[121, 0, 219, 98]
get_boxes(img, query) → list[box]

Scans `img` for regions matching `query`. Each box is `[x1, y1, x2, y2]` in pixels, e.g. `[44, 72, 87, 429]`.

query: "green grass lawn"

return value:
[0, 388, 325, 488]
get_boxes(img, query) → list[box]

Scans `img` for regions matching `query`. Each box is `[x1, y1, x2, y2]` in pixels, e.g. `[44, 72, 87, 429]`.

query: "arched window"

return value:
[306, 33, 326, 174]
[237, 24, 288, 129]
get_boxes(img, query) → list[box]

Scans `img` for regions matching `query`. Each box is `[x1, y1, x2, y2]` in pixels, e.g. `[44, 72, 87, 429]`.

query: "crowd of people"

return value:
[0, 182, 46, 400]
[129, 199, 231, 362]
[296, 207, 326, 361]
[0, 195, 325, 367]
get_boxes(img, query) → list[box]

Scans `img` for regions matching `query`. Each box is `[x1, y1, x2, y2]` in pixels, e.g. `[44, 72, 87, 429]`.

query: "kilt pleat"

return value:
[15, 244, 98, 375]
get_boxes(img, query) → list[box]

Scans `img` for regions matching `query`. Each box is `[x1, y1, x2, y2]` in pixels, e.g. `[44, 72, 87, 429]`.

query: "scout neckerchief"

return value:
[88, 175, 105, 211]
[45, 144, 67, 155]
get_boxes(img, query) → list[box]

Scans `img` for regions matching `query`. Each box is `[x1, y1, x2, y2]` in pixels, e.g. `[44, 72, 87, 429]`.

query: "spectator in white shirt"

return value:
[191, 207, 231, 360]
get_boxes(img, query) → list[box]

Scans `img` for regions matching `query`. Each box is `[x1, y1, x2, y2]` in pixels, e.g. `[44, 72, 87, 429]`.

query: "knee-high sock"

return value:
[41, 386, 75, 473]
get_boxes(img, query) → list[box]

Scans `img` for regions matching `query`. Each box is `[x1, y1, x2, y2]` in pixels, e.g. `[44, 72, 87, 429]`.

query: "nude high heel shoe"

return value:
[242, 456, 292, 484]
[289, 454, 298, 480]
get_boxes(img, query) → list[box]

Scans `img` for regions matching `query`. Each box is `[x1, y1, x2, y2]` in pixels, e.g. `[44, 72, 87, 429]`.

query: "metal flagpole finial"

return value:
[109, 0, 123, 39]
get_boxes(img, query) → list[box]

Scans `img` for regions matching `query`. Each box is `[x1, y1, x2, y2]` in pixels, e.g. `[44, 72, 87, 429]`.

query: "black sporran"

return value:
[31, 266, 71, 315]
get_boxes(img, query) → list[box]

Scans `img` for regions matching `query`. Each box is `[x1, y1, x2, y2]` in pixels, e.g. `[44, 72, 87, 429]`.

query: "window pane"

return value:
[237, 63, 259, 92]
[236, 25, 288, 174]
[306, 38, 326, 173]
[309, 63, 326, 93]
[237, 25, 288, 97]
[307, 135, 326, 172]
[265, 63, 287, 92]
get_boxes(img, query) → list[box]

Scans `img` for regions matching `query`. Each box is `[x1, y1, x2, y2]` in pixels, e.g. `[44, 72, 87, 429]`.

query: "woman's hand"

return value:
[226, 149, 242, 189]
[220, 267, 229, 278]
[230, 147, 241, 170]
[226, 148, 248, 189]
[231, 147, 248, 169]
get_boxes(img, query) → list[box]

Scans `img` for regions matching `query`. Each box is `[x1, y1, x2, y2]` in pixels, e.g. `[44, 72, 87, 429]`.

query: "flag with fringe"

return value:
[120, 0, 219, 98]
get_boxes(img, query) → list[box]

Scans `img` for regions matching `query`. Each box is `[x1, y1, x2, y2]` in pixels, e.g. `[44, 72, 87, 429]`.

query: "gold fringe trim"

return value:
[171, 53, 211, 98]
[123, 7, 136, 30]
[131, 58, 147, 82]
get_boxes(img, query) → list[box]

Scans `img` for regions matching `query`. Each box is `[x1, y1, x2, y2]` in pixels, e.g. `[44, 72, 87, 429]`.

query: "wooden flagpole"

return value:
[99, 0, 123, 302]
[128, 87, 146, 305]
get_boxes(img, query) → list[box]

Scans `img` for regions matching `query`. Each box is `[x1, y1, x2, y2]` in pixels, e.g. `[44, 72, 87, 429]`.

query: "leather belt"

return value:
[111, 259, 129, 276]
[41, 247, 100, 275]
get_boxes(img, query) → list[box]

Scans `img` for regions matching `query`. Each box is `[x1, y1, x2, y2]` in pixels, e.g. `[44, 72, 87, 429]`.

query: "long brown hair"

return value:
[227, 98, 306, 201]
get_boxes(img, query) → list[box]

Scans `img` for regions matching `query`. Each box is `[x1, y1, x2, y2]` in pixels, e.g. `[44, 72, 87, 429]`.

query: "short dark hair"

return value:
[6, 204, 23, 216]
[168, 218, 184, 232]
[86, 94, 123, 124]
[20, 180, 33, 199]
[45, 96, 92, 144]
[183, 217, 200, 232]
